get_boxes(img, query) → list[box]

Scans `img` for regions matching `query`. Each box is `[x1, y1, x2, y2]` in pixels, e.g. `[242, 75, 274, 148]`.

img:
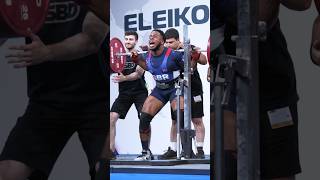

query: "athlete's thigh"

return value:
[141, 95, 165, 116]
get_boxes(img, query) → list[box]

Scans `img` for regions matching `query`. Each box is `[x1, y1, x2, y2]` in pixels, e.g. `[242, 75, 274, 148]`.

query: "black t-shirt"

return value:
[26, 0, 108, 113]
[176, 47, 203, 94]
[118, 56, 147, 94]
[258, 20, 299, 109]
[191, 68, 203, 95]
[223, 20, 299, 110]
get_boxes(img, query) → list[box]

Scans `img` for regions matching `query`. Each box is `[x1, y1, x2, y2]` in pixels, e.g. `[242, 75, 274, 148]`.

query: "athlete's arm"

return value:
[131, 65, 145, 80]
[112, 66, 145, 83]
[6, 11, 108, 68]
[47, 11, 108, 61]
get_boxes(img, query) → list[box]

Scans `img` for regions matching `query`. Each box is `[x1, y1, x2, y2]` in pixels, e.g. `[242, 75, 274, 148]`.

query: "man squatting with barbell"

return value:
[210, 0, 311, 179]
[128, 29, 205, 160]
[0, 0, 109, 179]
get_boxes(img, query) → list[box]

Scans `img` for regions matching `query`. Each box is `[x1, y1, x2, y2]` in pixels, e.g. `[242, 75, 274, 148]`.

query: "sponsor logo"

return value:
[45, 1, 80, 24]
[153, 74, 169, 81]
[124, 5, 209, 31]
[124, 62, 135, 70]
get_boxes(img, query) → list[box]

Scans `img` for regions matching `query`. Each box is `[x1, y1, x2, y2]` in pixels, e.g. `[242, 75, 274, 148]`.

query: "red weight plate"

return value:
[0, 0, 49, 37]
[110, 37, 126, 73]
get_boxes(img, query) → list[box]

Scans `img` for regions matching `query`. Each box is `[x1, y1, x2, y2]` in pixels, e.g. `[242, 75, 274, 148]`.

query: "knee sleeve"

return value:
[172, 110, 184, 129]
[139, 112, 153, 133]
[171, 109, 177, 120]
[179, 110, 184, 129]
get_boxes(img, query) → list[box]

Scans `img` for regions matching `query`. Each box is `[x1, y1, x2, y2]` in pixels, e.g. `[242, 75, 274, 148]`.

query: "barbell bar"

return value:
[115, 48, 208, 57]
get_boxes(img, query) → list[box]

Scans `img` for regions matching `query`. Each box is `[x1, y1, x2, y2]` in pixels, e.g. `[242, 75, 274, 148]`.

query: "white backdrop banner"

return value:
[110, 0, 210, 154]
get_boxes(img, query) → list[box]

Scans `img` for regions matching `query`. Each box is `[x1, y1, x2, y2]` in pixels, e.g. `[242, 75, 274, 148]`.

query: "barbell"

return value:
[110, 36, 211, 73]
[115, 48, 208, 56]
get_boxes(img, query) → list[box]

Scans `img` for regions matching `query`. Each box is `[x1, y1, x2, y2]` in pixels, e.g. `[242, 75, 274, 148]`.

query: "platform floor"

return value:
[110, 154, 211, 175]
[110, 173, 211, 180]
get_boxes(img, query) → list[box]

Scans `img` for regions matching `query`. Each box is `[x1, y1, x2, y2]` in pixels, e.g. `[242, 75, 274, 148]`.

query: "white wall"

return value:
[110, 0, 210, 154]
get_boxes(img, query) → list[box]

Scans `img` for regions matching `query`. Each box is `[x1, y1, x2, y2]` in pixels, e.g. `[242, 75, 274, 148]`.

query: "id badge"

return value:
[267, 106, 294, 129]
[193, 95, 202, 103]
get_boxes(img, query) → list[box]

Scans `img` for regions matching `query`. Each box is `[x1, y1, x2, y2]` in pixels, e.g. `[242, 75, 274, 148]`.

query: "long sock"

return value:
[196, 142, 204, 148]
[171, 142, 177, 151]
[196, 142, 204, 152]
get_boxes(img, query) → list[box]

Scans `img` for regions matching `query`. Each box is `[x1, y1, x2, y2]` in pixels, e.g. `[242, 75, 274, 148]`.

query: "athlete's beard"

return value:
[126, 46, 134, 51]
[126, 43, 135, 51]
[150, 43, 161, 52]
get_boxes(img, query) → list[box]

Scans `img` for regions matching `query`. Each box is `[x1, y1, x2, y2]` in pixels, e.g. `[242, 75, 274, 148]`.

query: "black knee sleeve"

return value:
[139, 112, 153, 133]
[171, 109, 177, 120]
[179, 110, 184, 129]
[172, 110, 184, 129]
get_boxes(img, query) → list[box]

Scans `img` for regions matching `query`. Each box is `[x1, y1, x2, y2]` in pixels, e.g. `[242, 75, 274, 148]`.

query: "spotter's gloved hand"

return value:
[191, 48, 201, 61]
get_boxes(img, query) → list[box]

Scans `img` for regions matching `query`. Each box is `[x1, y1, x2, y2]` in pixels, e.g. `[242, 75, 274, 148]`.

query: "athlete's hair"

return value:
[125, 31, 138, 40]
[164, 28, 179, 40]
[152, 29, 166, 42]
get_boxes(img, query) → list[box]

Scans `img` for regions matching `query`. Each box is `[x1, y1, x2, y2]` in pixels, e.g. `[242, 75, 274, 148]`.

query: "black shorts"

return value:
[190, 92, 204, 118]
[0, 106, 108, 179]
[110, 91, 148, 119]
[260, 103, 301, 178]
[170, 93, 204, 119]
[259, 21, 301, 178]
